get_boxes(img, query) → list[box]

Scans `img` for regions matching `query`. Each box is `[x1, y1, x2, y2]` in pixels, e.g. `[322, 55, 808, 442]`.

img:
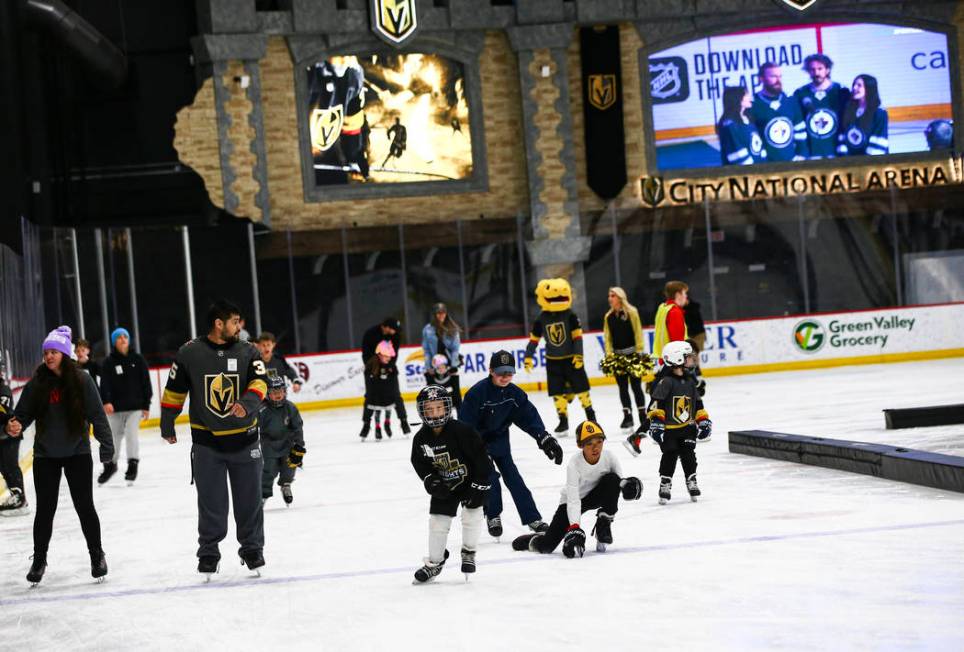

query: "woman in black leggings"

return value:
[4, 326, 114, 585]
[602, 288, 649, 437]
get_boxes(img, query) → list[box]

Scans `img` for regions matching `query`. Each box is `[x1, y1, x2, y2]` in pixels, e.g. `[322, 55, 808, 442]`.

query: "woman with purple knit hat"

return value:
[3, 326, 114, 585]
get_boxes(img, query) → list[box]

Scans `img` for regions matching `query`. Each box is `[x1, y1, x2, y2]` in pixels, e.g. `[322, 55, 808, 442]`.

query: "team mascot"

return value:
[524, 278, 595, 436]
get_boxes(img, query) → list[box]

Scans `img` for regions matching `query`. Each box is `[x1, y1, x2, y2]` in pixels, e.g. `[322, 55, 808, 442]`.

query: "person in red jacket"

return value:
[652, 281, 689, 363]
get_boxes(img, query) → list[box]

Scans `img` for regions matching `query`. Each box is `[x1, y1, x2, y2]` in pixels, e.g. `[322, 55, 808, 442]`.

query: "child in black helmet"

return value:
[259, 375, 305, 505]
[512, 421, 642, 557]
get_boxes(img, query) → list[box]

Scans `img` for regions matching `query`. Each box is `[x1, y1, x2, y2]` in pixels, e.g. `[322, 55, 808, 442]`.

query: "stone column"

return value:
[191, 33, 271, 226]
[507, 23, 591, 323]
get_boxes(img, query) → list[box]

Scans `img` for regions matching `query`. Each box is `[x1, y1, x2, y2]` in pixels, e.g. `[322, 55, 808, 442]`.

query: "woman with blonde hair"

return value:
[602, 288, 651, 440]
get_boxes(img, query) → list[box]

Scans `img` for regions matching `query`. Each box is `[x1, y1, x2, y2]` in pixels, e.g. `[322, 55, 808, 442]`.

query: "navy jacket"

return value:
[459, 378, 546, 455]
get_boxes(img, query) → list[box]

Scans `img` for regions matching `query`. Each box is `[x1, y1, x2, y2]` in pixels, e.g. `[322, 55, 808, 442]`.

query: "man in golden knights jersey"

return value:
[308, 59, 370, 184]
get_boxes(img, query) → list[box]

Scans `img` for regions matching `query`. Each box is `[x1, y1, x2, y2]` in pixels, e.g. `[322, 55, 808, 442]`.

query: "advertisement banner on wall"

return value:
[144, 303, 964, 422]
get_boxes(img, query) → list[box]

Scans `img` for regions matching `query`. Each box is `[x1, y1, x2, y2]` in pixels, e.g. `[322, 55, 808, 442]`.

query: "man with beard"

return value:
[160, 299, 269, 578]
[749, 62, 808, 162]
[793, 54, 850, 159]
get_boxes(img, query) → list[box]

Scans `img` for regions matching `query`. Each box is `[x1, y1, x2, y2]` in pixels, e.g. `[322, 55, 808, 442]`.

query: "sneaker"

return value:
[486, 516, 503, 538]
[239, 549, 265, 571]
[619, 409, 633, 430]
[686, 474, 701, 501]
[658, 476, 672, 504]
[90, 549, 108, 579]
[27, 554, 47, 584]
[623, 434, 642, 457]
[281, 483, 293, 505]
[460, 548, 476, 575]
[198, 555, 220, 574]
[97, 461, 118, 485]
[413, 549, 449, 584]
[527, 519, 549, 533]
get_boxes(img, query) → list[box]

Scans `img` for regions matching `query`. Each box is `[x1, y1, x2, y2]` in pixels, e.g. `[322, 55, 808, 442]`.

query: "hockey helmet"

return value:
[416, 384, 452, 428]
[267, 375, 287, 407]
[662, 340, 694, 368]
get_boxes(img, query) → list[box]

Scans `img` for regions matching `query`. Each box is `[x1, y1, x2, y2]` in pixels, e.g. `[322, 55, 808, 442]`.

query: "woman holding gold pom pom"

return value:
[601, 288, 652, 444]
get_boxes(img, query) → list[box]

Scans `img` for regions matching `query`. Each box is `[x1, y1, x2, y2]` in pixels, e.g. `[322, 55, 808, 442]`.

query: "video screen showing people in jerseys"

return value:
[648, 23, 954, 171]
[305, 53, 473, 185]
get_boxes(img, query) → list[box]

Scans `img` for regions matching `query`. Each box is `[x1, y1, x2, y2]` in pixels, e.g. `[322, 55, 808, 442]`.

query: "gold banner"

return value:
[638, 157, 964, 208]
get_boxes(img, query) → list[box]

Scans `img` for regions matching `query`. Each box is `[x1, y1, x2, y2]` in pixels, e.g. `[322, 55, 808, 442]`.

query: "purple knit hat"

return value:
[42, 326, 73, 357]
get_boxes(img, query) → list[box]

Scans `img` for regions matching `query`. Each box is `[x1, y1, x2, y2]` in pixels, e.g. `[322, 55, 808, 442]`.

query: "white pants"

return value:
[428, 507, 483, 564]
[107, 410, 141, 462]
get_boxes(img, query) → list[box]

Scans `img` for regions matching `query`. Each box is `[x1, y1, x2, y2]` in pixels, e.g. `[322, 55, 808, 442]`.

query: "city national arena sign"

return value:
[638, 157, 964, 207]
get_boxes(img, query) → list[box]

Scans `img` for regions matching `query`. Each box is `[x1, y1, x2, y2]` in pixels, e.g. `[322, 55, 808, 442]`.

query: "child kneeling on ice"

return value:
[513, 421, 642, 557]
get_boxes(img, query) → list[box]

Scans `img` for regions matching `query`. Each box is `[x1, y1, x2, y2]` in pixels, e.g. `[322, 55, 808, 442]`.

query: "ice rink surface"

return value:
[2, 358, 963, 651]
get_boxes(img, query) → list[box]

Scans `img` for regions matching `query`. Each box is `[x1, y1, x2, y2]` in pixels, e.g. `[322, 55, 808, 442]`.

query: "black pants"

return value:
[33, 455, 102, 556]
[615, 373, 645, 411]
[659, 428, 698, 479]
[0, 436, 24, 493]
[536, 472, 621, 553]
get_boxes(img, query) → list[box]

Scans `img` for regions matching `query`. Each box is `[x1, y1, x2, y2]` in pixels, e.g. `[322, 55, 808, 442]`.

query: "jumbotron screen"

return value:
[648, 23, 954, 171]
[305, 53, 473, 185]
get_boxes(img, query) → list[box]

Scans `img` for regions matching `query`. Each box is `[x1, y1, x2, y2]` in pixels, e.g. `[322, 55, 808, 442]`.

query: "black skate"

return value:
[124, 459, 139, 484]
[374, 426, 383, 441]
[486, 516, 503, 538]
[384, 419, 393, 438]
[658, 475, 672, 505]
[198, 555, 220, 580]
[511, 533, 543, 552]
[26, 554, 47, 586]
[554, 415, 569, 436]
[359, 422, 370, 441]
[623, 434, 642, 457]
[97, 461, 118, 485]
[592, 512, 613, 552]
[0, 487, 29, 516]
[281, 483, 293, 505]
[413, 549, 449, 584]
[585, 406, 597, 423]
[527, 519, 549, 533]
[619, 409, 633, 431]
[401, 420, 412, 435]
[686, 474, 701, 502]
[240, 549, 265, 576]
[90, 549, 108, 581]
[460, 548, 476, 580]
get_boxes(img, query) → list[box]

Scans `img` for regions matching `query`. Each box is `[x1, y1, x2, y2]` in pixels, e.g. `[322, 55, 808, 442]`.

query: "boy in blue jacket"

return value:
[459, 350, 563, 538]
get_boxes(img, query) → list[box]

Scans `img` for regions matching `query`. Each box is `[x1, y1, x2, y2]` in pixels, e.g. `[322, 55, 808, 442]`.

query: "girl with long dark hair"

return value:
[421, 303, 463, 411]
[717, 86, 766, 166]
[837, 74, 889, 156]
[4, 326, 114, 585]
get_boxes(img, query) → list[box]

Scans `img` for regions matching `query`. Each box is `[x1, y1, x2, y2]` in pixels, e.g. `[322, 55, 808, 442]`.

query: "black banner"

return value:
[580, 26, 627, 200]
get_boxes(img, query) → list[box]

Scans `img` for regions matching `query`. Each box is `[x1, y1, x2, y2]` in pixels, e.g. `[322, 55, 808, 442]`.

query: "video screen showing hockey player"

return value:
[647, 23, 954, 171]
[305, 53, 473, 185]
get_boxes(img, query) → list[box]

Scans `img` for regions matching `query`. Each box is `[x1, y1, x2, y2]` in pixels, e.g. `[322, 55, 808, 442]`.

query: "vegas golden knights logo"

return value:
[588, 74, 617, 111]
[370, 0, 418, 46]
[640, 176, 665, 208]
[205, 373, 240, 418]
[545, 322, 567, 348]
[432, 452, 467, 489]
[673, 395, 692, 423]
[309, 106, 344, 152]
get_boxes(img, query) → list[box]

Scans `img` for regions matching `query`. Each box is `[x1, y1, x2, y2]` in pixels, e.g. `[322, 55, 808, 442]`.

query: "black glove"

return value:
[620, 476, 643, 501]
[562, 526, 586, 559]
[423, 474, 451, 499]
[649, 420, 665, 445]
[536, 432, 563, 465]
[696, 419, 712, 442]
[287, 443, 306, 468]
[463, 481, 490, 508]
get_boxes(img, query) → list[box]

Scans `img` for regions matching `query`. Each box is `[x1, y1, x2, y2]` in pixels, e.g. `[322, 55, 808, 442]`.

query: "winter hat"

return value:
[381, 317, 401, 331]
[575, 420, 606, 448]
[375, 340, 396, 358]
[111, 327, 130, 347]
[42, 325, 73, 357]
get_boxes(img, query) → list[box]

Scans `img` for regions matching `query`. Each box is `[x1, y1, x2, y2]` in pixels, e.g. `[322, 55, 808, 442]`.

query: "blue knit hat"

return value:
[111, 327, 131, 347]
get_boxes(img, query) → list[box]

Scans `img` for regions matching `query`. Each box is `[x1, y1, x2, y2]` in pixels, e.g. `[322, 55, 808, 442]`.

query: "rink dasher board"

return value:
[883, 403, 964, 430]
[728, 430, 964, 493]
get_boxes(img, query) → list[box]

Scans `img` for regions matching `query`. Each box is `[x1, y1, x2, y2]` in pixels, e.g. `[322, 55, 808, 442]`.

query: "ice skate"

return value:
[619, 408, 634, 432]
[658, 476, 672, 505]
[97, 461, 118, 485]
[623, 433, 642, 457]
[511, 533, 543, 552]
[585, 406, 597, 423]
[198, 555, 220, 582]
[90, 549, 108, 582]
[384, 418, 393, 438]
[124, 459, 139, 485]
[401, 420, 411, 436]
[359, 422, 370, 441]
[554, 414, 569, 437]
[26, 554, 46, 586]
[240, 549, 265, 577]
[486, 515, 502, 539]
[0, 488, 30, 517]
[686, 474, 701, 502]
[281, 483, 293, 505]
[413, 549, 449, 584]
[593, 512, 613, 552]
[460, 548, 476, 581]
[526, 519, 549, 533]
[374, 425, 383, 441]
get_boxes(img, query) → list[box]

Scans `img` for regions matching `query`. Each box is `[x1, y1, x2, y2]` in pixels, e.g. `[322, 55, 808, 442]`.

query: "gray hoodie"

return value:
[14, 369, 113, 461]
